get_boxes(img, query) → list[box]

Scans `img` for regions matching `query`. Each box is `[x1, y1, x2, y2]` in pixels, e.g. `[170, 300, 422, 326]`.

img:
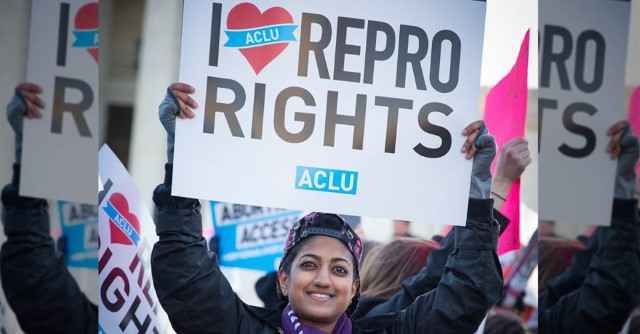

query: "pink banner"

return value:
[484, 30, 530, 255]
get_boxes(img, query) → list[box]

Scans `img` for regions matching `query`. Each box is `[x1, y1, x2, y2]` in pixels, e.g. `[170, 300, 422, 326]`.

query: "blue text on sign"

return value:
[225, 24, 297, 48]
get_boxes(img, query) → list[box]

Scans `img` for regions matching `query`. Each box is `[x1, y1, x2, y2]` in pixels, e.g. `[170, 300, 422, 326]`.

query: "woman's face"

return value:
[279, 236, 359, 328]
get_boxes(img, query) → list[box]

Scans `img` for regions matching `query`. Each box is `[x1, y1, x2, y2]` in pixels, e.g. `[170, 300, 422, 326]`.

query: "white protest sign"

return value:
[539, 0, 631, 225]
[21, 0, 98, 204]
[174, 0, 486, 225]
[98, 145, 171, 334]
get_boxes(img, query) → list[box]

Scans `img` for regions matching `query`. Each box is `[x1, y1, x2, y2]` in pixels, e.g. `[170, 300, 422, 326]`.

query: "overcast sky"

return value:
[481, 0, 639, 88]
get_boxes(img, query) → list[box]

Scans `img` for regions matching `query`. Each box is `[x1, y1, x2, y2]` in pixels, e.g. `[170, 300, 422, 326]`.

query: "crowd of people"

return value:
[1, 82, 639, 333]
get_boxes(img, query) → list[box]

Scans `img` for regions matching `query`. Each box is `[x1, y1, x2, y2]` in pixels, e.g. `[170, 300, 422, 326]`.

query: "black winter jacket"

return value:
[0, 164, 97, 333]
[540, 199, 640, 334]
[151, 164, 503, 334]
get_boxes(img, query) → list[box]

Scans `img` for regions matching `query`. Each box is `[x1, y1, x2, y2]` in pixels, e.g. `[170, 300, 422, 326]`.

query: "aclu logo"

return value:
[295, 166, 358, 195]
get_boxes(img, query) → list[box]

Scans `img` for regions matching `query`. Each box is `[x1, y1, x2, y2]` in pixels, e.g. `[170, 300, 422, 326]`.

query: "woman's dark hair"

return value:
[280, 242, 303, 275]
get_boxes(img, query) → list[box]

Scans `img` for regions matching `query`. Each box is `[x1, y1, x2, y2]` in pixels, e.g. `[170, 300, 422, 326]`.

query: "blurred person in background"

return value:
[359, 238, 440, 300]
[392, 220, 415, 239]
[538, 221, 557, 238]
[0, 83, 97, 333]
[539, 121, 640, 334]
[538, 237, 585, 292]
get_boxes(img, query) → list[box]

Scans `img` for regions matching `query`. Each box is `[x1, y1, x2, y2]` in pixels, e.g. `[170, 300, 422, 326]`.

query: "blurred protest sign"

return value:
[98, 145, 170, 334]
[211, 203, 302, 272]
[174, 0, 487, 225]
[539, 0, 631, 225]
[57, 201, 98, 269]
[21, 0, 98, 203]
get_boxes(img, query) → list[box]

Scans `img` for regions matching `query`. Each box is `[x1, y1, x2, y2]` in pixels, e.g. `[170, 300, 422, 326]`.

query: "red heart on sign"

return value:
[227, 3, 294, 74]
[108, 193, 140, 246]
[74, 2, 99, 64]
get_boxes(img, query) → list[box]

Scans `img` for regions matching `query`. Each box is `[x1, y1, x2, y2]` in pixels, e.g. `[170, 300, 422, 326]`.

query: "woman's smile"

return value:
[307, 291, 335, 303]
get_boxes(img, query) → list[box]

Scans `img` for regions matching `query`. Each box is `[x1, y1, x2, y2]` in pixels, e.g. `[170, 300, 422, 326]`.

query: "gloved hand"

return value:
[6, 83, 44, 162]
[608, 121, 639, 199]
[158, 83, 197, 162]
[463, 122, 496, 199]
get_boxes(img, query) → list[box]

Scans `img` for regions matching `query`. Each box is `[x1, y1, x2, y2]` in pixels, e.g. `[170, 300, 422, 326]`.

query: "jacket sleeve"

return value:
[356, 202, 505, 323]
[540, 199, 640, 334]
[0, 164, 97, 334]
[150, 164, 258, 334]
[355, 199, 503, 334]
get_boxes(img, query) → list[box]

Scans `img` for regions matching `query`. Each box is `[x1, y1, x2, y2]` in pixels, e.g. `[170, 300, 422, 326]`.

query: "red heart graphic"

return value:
[74, 2, 99, 64]
[108, 193, 140, 246]
[227, 3, 294, 74]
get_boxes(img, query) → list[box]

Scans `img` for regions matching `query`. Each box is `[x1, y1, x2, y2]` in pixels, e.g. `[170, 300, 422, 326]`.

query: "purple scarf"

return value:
[280, 304, 352, 334]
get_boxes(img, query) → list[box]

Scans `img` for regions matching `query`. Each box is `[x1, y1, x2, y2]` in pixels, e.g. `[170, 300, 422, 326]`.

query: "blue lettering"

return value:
[295, 166, 358, 195]
[253, 31, 263, 44]
[225, 24, 298, 48]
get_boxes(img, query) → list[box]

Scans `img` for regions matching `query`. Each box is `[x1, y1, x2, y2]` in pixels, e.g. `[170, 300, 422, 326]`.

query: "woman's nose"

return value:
[312, 267, 332, 287]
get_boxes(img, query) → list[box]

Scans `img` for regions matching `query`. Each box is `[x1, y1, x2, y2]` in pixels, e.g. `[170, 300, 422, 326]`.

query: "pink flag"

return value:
[484, 30, 530, 255]
[628, 87, 640, 174]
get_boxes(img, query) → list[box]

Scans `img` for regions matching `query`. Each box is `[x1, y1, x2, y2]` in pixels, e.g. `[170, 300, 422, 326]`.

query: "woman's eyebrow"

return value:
[299, 253, 321, 261]
[331, 257, 351, 264]
[299, 254, 351, 264]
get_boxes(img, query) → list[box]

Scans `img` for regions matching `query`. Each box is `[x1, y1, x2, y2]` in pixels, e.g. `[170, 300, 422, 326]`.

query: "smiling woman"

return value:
[149, 85, 503, 334]
[277, 214, 362, 334]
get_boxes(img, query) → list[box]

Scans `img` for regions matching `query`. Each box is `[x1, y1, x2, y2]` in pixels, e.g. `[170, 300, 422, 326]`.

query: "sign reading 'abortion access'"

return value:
[211, 202, 302, 272]
[174, 0, 486, 225]
[58, 201, 98, 269]
[539, 0, 631, 226]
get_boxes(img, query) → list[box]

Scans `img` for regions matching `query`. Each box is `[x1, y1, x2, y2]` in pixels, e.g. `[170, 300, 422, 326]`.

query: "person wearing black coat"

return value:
[0, 84, 98, 333]
[539, 122, 640, 334]
[150, 83, 504, 333]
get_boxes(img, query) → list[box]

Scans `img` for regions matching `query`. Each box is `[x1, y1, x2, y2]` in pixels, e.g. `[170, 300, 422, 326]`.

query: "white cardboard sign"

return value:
[539, 0, 631, 225]
[174, 0, 486, 225]
[98, 145, 170, 334]
[21, 0, 99, 204]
